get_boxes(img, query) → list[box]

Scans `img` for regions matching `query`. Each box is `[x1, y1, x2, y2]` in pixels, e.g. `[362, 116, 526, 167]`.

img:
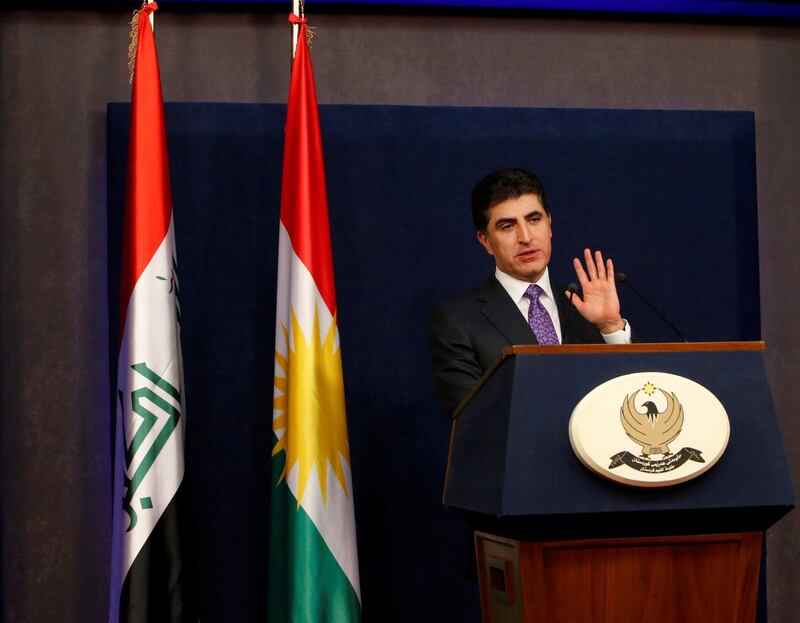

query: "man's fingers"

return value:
[594, 250, 606, 280]
[564, 289, 578, 304]
[573, 256, 589, 285]
[576, 249, 617, 286]
[583, 248, 597, 280]
[568, 291, 585, 313]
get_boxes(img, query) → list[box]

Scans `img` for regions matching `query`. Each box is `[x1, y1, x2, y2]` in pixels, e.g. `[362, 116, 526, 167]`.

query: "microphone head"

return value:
[616, 272, 627, 283]
[566, 283, 579, 293]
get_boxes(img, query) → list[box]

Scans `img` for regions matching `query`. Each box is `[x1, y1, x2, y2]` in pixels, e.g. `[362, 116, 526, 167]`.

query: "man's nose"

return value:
[518, 222, 533, 243]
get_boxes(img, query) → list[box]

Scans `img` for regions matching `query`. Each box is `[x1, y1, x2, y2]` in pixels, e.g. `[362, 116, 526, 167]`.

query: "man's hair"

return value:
[471, 168, 549, 231]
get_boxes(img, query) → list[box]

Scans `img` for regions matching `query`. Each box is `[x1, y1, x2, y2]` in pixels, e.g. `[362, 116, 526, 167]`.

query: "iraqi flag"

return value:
[269, 13, 362, 623]
[109, 3, 194, 621]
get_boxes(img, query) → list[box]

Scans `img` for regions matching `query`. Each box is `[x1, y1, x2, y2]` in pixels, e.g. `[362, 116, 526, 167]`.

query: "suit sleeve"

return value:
[429, 304, 485, 415]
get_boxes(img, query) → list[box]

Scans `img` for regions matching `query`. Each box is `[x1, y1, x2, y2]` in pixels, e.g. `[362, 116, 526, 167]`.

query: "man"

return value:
[430, 168, 631, 413]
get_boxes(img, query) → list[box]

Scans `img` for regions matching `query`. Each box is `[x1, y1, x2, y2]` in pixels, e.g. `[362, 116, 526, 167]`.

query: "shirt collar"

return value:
[494, 266, 555, 304]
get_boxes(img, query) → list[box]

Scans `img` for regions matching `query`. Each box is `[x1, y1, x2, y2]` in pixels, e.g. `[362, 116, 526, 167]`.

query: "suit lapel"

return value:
[477, 277, 538, 346]
[554, 283, 593, 344]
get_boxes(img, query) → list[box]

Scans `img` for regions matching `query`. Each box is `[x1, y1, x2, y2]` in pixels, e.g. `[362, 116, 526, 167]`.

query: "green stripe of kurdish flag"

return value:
[269, 444, 361, 623]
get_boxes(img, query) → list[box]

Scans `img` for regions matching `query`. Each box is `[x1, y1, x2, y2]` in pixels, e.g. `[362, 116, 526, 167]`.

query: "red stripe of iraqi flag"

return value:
[119, 0, 173, 342]
[279, 19, 337, 317]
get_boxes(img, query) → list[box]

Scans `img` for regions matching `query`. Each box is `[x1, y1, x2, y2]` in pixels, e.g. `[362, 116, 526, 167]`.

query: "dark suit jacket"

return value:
[429, 276, 604, 413]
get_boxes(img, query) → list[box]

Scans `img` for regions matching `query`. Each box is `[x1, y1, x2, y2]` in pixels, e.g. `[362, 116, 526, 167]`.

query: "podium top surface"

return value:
[454, 342, 765, 418]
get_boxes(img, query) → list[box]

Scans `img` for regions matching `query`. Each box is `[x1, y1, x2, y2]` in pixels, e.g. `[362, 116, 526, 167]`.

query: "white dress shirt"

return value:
[495, 267, 631, 344]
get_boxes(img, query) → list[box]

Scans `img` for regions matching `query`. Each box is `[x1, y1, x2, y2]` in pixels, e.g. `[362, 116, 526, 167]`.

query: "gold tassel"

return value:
[127, 7, 141, 85]
[297, 0, 315, 48]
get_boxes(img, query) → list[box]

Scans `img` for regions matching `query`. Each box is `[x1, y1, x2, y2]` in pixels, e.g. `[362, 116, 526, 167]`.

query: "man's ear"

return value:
[476, 230, 494, 256]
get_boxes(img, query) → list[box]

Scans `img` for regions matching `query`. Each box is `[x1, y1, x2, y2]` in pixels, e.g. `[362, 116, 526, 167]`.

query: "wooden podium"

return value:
[443, 343, 794, 623]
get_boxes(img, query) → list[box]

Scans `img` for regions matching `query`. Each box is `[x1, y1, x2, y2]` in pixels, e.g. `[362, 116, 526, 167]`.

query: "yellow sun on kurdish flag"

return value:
[272, 305, 351, 507]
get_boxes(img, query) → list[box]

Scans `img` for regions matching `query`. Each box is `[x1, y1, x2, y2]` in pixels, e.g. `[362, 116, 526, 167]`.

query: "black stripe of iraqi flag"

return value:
[120, 481, 196, 622]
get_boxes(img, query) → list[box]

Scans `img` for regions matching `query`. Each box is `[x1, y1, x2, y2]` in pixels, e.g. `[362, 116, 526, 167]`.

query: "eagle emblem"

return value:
[569, 373, 722, 483]
[620, 386, 684, 457]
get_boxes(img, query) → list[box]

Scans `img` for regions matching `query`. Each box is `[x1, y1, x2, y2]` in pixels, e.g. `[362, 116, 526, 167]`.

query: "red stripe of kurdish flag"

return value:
[278, 17, 337, 315]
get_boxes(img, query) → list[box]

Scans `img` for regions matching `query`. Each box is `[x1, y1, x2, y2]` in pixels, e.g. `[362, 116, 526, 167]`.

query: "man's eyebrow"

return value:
[494, 217, 517, 227]
[493, 210, 543, 227]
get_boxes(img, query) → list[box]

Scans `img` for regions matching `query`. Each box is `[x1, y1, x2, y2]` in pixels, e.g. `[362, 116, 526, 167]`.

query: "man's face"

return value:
[477, 193, 552, 283]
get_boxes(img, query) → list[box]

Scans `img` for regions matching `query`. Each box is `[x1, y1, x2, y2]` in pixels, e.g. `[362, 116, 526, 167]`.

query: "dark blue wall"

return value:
[107, 103, 759, 621]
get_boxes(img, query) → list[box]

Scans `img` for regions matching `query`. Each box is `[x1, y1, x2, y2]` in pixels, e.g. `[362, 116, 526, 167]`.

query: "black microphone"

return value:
[562, 283, 578, 344]
[615, 272, 688, 342]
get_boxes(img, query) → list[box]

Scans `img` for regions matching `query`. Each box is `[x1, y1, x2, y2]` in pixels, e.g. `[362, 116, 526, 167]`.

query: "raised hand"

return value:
[566, 248, 625, 334]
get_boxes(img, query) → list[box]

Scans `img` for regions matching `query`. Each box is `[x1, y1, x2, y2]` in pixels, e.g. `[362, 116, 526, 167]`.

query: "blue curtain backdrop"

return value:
[107, 103, 760, 621]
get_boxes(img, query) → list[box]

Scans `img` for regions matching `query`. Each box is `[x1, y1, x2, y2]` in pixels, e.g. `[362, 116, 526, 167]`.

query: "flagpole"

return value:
[291, 0, 301, 57]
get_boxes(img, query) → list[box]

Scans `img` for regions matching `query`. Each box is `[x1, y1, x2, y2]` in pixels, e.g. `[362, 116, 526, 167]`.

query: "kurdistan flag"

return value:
[110, 3, 193, 621]
[269, 13, 362, 623]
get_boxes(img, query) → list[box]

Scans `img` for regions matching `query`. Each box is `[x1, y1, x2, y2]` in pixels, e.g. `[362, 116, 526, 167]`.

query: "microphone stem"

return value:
[622, 278, 688, 342]
[563, 290, 575, 343]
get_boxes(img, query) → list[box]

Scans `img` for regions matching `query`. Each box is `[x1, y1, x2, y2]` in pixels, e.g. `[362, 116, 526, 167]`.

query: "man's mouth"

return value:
[516, 249, 540, 260]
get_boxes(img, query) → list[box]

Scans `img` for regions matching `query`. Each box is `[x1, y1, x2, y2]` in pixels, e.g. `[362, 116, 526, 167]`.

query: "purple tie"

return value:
[524, 284, 559, 345]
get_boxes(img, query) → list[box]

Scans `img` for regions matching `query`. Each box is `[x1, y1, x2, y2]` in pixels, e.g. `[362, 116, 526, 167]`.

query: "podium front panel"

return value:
[444, 347, 794, 537]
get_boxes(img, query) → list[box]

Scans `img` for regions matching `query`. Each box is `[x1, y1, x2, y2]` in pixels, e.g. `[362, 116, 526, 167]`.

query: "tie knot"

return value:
[524, 284, 544, 302]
